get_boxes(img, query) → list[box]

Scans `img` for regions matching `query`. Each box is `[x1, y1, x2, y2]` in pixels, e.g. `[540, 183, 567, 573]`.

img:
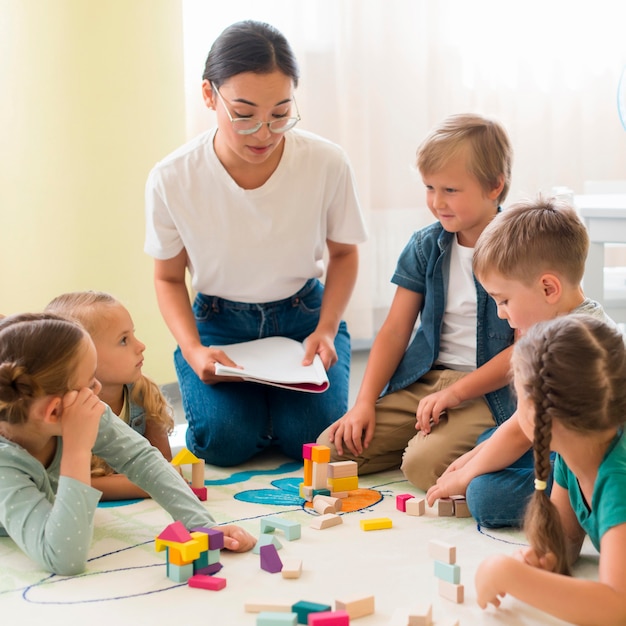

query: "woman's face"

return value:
[203, 70, 297, 173]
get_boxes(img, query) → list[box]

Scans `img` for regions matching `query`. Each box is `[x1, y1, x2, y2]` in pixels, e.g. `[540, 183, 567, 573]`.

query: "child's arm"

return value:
[475, 523, 626, 625]
[143, 419, 173, 461]
[91, 474, 150, 501]
[416, 345, 513, 433]
[426, 414, 531, 504]
[328, 286, 422, 455]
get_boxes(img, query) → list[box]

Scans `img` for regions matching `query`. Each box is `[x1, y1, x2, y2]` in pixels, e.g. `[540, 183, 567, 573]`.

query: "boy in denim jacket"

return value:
[318, 113, 515, 490]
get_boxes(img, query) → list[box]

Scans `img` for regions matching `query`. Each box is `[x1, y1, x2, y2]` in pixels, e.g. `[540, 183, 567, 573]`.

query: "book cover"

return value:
[212, 336, 330, 393]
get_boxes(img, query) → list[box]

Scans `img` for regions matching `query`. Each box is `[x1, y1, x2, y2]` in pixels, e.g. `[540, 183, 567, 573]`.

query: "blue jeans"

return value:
[465, 427, 555, 528]
[175, 279, 351, 466]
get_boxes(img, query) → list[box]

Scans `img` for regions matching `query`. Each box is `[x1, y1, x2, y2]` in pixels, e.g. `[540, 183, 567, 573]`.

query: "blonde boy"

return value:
[427, 196, 614, 527]
[318, 114, 516, 490]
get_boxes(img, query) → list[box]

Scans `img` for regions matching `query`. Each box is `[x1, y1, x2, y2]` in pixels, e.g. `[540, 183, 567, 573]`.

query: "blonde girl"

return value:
[0, 313, 255, 575]
[475, 314, 626, 625]
[46, 291, 174, 500]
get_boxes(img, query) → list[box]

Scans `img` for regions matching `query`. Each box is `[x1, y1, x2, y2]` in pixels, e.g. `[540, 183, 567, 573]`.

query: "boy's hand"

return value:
[416, 388, 461, 434]
[327, 403, 376, 456]
[219, 524, 256, 552]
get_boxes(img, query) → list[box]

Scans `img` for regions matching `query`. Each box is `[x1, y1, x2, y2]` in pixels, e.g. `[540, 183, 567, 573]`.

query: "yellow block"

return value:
[328, 476, 358, 492]
[360, 517, 393, 531]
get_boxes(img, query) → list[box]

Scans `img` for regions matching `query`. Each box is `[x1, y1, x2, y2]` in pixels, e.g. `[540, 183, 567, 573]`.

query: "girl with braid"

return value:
[475, 314, 626, 624]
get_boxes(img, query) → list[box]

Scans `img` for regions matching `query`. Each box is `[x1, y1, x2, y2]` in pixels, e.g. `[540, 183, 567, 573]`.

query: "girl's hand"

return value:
[61, 388, 106, 451]
[219, 525, 256, 552]
[514, 546, 557, 572]
[475, 554, 512, 609]
[426, 467, 470, 507]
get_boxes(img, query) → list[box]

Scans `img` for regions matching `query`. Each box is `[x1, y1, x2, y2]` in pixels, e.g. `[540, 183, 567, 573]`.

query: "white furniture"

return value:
[575, 193, 626, 322]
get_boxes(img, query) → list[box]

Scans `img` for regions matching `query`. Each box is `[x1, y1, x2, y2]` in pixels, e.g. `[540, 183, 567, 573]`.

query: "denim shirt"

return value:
[384, 220, 515, 426]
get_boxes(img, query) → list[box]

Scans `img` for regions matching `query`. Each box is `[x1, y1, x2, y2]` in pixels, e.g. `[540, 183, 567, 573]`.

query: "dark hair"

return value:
[202, 20, 299, 87]
[0, 313, 87, 425]
[513, 314, 626, 575]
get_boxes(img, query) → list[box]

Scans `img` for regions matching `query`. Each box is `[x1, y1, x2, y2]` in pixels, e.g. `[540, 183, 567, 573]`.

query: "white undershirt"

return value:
[436, 235, 477, 370]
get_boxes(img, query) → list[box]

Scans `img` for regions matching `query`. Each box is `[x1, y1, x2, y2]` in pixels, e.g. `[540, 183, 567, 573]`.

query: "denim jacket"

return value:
[125, 383, 147, 436]
[384, 220, 515, 426]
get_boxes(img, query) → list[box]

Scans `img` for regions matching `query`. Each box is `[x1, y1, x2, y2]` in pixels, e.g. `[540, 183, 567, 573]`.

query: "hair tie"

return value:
[534, 479, 548, 491]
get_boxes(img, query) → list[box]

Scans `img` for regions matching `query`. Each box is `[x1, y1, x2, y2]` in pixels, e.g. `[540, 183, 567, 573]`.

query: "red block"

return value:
[188, 574, 226, 591]
[308, 610, 350, 625]
[396, 493, 415, 512]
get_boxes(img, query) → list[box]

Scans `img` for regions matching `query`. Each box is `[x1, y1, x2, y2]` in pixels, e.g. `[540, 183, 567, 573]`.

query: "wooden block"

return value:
[438, 498, 455, 516]
[313, 496, 334, 515]
[253, 533, 283, 554]
[335, 594, 375, 619]
[191, 460, 205, 488]
[300, 483, 314, 501]
[302, 443, 316, 460]
[312, 461, 329, 490]
[260, 515, 302, 541]
[310, 513, 342, 530]
[304, 459, 313, 486]
[245, 601, 294, 613]
[408, 602, 432, 625]
[157, 520, 193, 544]
[190, 485, 208, 501]
[360, 517, 392, 531]
[311, 444, 331, 463]
[434, 560, 461, 584]
[327, 476, 358, 492]
[405, 497, 426, 516]
[167, 561, 194, 583]
[189, 526, 224, 550]
[188, 574, 226, 591]
[330, 491, 349, 499]
[327, 460, 358, 479]
[257, 612, 298, 625]
[313, 494, 342, 512]
[291, 600, 332, 624]
[260, 544, 283, 573]
[438, 579, 464, 604]
[452, 497, 471, 518]
[308, 610, 350, 625]
[428, 539, 456, 564]
[281, 558, 302, 579]
[396, 493, 415, 512]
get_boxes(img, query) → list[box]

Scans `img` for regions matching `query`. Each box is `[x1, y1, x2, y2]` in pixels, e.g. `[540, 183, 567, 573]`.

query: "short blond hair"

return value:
[416, 113, 512, 205]
[473, 195, 588, 286]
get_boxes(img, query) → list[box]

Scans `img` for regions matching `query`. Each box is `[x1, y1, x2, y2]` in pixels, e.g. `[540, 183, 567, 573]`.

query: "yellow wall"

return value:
[0, 0, 185, 383]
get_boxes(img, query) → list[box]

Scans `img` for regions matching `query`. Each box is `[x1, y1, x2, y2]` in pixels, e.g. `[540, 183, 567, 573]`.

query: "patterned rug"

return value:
[0, 448, 595, 625]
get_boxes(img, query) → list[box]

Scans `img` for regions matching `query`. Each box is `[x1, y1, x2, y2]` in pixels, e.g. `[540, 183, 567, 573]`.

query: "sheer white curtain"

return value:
[182, 0, 626, 341]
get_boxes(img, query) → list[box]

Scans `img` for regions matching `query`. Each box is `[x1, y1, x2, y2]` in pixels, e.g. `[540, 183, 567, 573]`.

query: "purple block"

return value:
[190, 526, 225, 550]
[196, 562, 223, 576]
[260, 544, 283, 573]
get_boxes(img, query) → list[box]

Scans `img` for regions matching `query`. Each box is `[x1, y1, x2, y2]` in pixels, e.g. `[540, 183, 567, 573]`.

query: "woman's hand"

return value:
[185, 346, 241, 385]
[302, 330, 337, 371]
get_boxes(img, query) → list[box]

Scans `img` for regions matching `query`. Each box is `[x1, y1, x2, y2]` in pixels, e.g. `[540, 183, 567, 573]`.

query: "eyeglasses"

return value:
[211, 82, 301, 135]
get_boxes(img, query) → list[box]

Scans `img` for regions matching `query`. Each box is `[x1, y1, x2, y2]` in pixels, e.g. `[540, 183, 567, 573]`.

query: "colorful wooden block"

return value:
[191, 486, 208, 501]
[407, 602, 432, 626]
[396, 493, 415, 512]
[260, 544, 283, 574]
[312, 461, 329, 490]
[302, 443, 316, 460]
[195, 562, 223, 576]
[428, 539, 456, 564]
[245, 601, 293, 613]
[307, 610, 350, 625]
[188, 573, 226, 590]
[451, 496, 471, 518]
[167, 562, 194, 583]
[292, 600, 332, 624]
[281, 558, 303, 579]
[327, 476, 358, 492]
[359, 517, 392, 531]
[405, 497, 426, 516]
[334, 594, 375, 619]
[438, 498, 455, 517]
[434, 560, 461, 584]
[304, 459, 313, 486]
[253, 533, 283, 554]
[257, 612, 298, 626]
[189, 526, 224, 550]
[157, 520, 192, 544]
[327, 460, 358, 479]
[310, 445, 331, 463]
[260, 515, 302, 541]
[309, 513, 342, 530]
[438, 579, 464, 603]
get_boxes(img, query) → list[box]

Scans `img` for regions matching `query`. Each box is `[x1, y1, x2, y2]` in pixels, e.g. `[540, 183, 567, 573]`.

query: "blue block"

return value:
[434, 559, 461, 584]
[291, 601, 332, 624]
[260, 515, 302, 541]
[257, 612, 297, 625]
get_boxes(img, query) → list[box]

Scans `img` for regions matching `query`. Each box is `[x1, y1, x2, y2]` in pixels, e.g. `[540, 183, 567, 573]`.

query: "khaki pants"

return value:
[316, 369, 495, 491]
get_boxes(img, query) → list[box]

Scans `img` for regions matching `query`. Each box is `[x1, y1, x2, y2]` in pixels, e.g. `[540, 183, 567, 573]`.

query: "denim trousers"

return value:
[465, 426, 555, 528]
[175, 279, 351, 466]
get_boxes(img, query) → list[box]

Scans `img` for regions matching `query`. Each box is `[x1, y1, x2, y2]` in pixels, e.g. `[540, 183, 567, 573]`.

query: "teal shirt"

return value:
[0, 407, 215, 575]
[554, 430, 626, 551]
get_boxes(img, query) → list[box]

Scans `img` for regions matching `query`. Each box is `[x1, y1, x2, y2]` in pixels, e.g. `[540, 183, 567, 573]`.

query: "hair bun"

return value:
[0, 363, 37, 404]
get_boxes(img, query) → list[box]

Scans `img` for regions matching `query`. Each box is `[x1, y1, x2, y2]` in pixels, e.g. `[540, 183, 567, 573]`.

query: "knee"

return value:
[465, 476, 494, 527]
[185, 417, 256, 467]
[401, 450, 439, 492]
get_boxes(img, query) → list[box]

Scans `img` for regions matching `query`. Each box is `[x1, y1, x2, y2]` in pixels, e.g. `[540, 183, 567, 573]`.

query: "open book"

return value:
[212, 336, 330, 393]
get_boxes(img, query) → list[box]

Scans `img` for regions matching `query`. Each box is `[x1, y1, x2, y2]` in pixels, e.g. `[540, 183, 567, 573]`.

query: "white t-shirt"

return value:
[144, 128, 367, 303]
[436, 235, 477, 370]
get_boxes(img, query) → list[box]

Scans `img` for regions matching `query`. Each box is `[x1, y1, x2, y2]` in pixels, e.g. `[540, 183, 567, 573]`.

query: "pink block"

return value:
[308, 610, 350, 625]
[302, 443, 316, 460]
[191, 486, 208, 501]
[157, 520, 192, 543]
[396, 493, 415, 512]
[260, 543, 283, 573]
[188, 574, 226, 590]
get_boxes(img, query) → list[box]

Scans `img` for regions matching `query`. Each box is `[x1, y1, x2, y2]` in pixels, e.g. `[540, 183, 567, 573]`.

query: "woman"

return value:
[144, 20, 367, 466]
